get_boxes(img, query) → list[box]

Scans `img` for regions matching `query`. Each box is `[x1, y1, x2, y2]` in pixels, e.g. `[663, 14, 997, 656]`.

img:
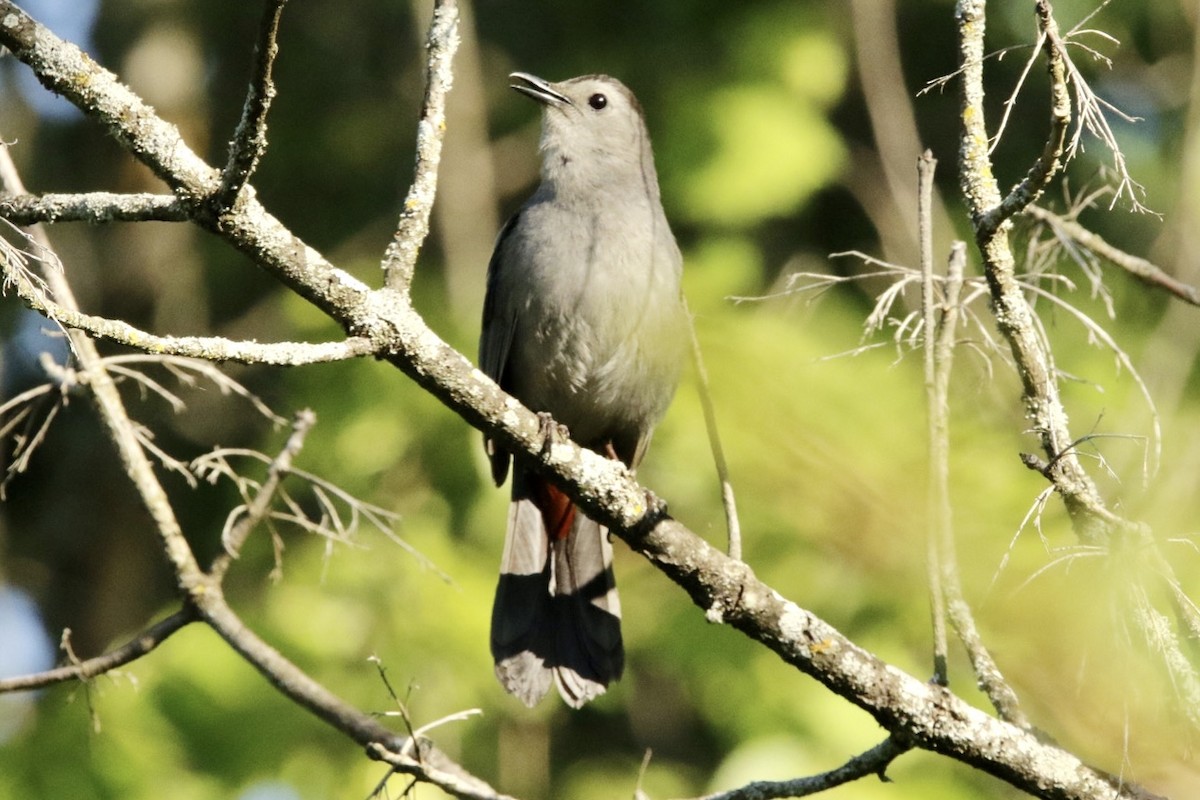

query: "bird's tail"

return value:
[490, 470, 624, 707]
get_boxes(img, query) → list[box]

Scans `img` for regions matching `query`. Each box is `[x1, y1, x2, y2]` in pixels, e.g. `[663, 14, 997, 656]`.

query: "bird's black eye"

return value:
[587, 93, 608, 110]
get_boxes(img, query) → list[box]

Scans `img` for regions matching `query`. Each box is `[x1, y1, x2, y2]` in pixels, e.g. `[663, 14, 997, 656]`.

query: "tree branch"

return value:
[956, 0, 1117, 544]
[0, 192, 187, 222]
[677, 736, 911, 800]
[0, 237, 375, 364]
[0, 609, 194, 692]
[208, 408, 315, 582]
[1025, 203, 1200, 306]
[957, 0, 1200, 734]
[381, 0, 459, 293]
[217, 0, 288, 208]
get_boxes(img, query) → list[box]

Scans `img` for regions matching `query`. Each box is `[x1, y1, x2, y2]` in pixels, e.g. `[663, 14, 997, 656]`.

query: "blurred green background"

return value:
[2, 0, 1199, 797]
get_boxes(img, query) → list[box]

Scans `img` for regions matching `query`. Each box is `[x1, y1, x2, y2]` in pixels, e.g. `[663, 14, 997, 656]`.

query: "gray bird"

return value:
[480, 73, 687, 707]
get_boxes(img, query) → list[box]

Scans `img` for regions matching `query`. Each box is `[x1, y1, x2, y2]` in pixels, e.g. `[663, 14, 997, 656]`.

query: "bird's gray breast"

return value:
[501, 196, 685, 447]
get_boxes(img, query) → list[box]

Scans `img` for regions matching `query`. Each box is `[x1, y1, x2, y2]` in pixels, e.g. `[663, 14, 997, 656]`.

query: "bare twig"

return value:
[0, 367, 63, 496]
[217, 0, 288, 207]
[675, 737, 910, 800]
[1056, 13, 1149, 211]
[382, 0, 459, 293]
[0, 610, 194, 692]
[208, 408, 315, 581]
[368, 740, 519, 800]
[1, 192, 187, 223]
[918, 150, 950, 686]
[977, 0, 1071, 238]
[684, 297, 741, 559]
[0, 132, 205, 593]
[0, 231, 376, 364]
[1026, 203, 1200, 305]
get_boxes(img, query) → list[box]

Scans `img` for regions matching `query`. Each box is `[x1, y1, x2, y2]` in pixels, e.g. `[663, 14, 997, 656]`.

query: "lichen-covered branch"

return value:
[956, 0, 1200, 734]
[0, 237, 375, 364]
[381, 0, 459, 293]
[217, 0, 288, 207]
[955, 0, 1117, 544]
[0, 192, 187, 222]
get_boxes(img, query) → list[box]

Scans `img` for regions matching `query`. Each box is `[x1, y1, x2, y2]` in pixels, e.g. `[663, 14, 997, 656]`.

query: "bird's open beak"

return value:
[510, 72, 572, 107]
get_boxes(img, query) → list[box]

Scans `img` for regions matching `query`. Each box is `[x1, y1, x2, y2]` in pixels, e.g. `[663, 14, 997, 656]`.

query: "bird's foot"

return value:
[642, 488, 668, 518]
[536, 412, 570, 458]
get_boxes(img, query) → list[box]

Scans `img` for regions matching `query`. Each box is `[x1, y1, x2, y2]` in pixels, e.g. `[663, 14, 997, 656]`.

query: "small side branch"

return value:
[217, 0, 289, 207]
[368, 740, 520, 800]
[382, 0, 459, 293]
[919, 150, 950, 686]
[977, 0, 1071, 237]
[677, 737, 910, 800]
[685, 298, 741, 560]
[1026, 203, 1200, 305]
[208, 408, 316, 582]
[1, 192, 187, 223]
[0, 235, 375, 365]
[0, 142, 206, 593]
[0, 609, 194, 692]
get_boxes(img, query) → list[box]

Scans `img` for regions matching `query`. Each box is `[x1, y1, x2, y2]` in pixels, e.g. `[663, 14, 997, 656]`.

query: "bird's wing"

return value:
[479, 212, 523, 486]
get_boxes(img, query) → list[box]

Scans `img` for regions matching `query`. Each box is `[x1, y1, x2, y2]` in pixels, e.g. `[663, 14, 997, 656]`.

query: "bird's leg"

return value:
[537, 411, 570, 458]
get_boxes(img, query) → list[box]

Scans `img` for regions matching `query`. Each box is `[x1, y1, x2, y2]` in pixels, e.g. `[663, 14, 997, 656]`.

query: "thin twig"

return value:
[0, 138, 205, 591]
[382, 0, 459, 293]
[217, 0, 289, 207]
[977, 0, 1071, 237]
[674, 737, 911, 800]
[0, 233, 376, 364]
[928, 233, 1031, 726]
[0, 609, 194, 692]
[1, 192, 187, 223]
[685, 297, 741, 559]
[367, 740, 519, 800]
[1025, 203, 1200, 305]
[918, 150, 949, 686]
[208, 408, 316, 582]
